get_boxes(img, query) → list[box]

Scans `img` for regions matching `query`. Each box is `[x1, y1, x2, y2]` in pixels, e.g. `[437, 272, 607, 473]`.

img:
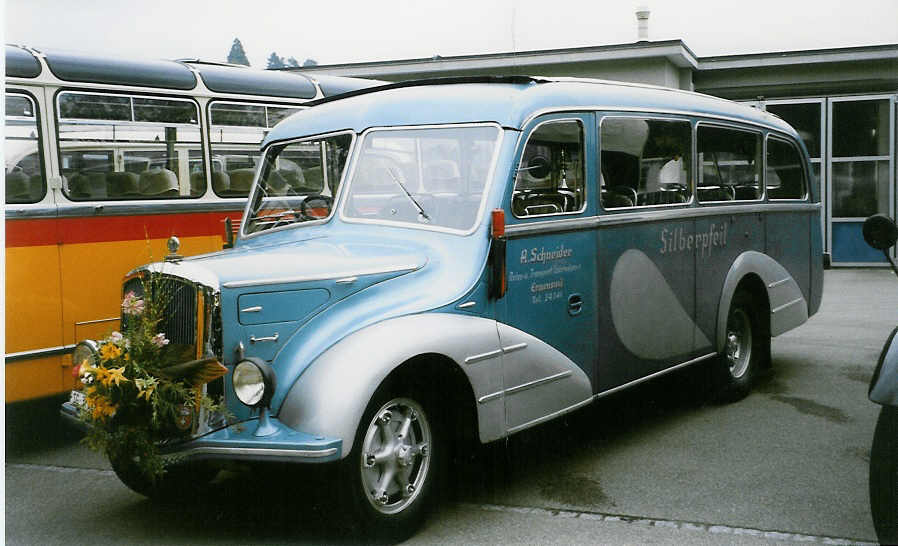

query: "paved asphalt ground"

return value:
[6, 269, 898, 545]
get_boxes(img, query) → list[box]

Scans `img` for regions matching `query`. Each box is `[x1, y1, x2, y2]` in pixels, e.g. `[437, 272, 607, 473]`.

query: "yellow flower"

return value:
[92, 367, 109, 384]
[86, 394, 117, 421]
[102, 367, 129, 387]
[135, 377, 158, 401]
[99, 343, 122, 362]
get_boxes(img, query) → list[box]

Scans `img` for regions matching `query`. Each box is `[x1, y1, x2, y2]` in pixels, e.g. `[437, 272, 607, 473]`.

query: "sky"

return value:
[5, 0, 898, 68]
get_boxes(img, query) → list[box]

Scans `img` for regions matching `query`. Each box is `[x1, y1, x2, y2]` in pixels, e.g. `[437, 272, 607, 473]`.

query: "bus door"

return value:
[499, 114, 598, 432]
[595, 115, 698, 392]
[5, 89, 67, 401]
[693, 124, 765, 351]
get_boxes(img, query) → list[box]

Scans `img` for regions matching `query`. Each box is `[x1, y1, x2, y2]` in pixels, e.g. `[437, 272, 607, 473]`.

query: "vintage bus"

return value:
[5, 45, 381, 402]
[63, 76, 823, 536]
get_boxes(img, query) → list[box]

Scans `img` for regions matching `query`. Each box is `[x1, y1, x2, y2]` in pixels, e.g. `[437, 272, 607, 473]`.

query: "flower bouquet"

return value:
[75, 276, 227, 483]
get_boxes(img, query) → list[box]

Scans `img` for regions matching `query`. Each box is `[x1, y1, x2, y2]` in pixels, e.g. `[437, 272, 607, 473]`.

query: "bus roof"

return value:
[5, 45, 384, 99]
[263, 76, 797, 147]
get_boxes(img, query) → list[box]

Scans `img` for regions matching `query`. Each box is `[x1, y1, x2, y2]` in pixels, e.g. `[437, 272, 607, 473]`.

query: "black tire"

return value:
[109, 453, 218, 499]
[870, 405, 898, 545]
[341, 381, 445, 540]
[714, 289, 767, 403]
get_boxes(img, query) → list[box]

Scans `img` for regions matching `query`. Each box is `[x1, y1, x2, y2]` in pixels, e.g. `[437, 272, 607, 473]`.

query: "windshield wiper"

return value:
[387, 168, 430, 223]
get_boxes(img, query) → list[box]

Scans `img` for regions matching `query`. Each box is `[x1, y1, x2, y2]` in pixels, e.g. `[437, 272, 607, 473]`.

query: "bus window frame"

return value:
[5, 88, 48, 204]
[695, 120, 765, 204]
[765, 132, 810, 202]
[597, 112, 696, 212]
[54, 88, 206, 202]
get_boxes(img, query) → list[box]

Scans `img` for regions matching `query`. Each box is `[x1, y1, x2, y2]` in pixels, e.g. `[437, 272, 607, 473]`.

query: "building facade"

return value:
[291, 40, 898, 265]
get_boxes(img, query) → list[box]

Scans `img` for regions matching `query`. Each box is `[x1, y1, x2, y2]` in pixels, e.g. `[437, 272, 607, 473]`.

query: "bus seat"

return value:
[29, 175, 44, 202]
[266, 169, 290, 195]
[138, 168, 179, 197]
[5, 170, 31, 202]
[228, 168, 255, 195]
[189, 172, 206, 196]
[106, 172, 140, 198]
[69, 172, 107, 199]
[211, 171, 230, 194]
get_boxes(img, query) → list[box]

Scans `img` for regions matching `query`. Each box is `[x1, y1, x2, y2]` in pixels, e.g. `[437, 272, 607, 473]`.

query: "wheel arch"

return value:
[716, 251, 807, 353]
[277, 313, 504, 457]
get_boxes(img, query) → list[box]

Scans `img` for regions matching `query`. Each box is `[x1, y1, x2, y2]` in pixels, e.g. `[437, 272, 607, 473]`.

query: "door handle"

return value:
[250, 333, 279, 344]
[568, 294, 583, 316]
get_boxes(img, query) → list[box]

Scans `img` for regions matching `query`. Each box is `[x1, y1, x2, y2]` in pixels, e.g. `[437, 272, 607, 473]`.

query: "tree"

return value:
[302, 58, 318, 67]
[227, 38, 250, 66]
[286, 57, 300, 68]
[267, 52, 285, 69]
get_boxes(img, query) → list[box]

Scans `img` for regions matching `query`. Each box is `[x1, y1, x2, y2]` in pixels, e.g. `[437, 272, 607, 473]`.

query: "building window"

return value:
[831, 98, 891, 218]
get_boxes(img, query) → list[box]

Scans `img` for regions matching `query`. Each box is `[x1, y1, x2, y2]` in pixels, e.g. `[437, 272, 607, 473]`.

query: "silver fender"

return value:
[277, 313, 505, 456]
[717, 250, 809, 351]
[870, 327, 898, 406]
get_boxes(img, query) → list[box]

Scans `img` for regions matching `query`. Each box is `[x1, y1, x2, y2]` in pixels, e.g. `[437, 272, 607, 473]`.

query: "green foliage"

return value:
[75, 273, 228, 481]
[267, 52, 286, 69]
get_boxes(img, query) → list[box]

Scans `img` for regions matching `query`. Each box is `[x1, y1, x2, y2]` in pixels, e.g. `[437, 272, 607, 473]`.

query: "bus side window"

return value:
[512, 119, 585, 217]
[209, 101, 303, 198]
[57, 92, 205, 200]
[600, 117, 691, 209]
[5, 93, 46, 204]
[766, 137, 808, 200]
[697, 125, 762, 202]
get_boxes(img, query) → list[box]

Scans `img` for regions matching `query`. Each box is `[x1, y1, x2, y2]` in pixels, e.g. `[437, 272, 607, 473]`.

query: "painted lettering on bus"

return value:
[660, 223, 728, 257]
[520, 244, 573, 264]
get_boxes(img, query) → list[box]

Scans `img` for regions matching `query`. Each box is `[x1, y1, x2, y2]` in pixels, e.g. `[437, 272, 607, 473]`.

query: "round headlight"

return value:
[72, 340, 99, 369]
[232, 358, 276, 407]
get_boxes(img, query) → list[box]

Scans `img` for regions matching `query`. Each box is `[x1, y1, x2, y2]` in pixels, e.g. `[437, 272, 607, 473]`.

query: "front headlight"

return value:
[232, 357, 276, 407]
[72, 340, 99, 374]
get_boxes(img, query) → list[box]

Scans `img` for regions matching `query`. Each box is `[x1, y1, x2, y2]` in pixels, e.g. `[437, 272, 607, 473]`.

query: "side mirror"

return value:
[863, 214, 898, 251]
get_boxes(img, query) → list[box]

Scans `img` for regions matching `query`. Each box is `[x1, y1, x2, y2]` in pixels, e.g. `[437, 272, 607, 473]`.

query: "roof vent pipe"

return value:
[635, 5, 650, 42]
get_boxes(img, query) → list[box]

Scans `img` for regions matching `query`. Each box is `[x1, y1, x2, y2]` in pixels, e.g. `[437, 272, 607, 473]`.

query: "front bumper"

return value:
[60, 401, 342, 463]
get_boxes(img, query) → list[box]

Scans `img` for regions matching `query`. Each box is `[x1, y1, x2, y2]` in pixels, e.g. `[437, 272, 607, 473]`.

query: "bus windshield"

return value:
[342, 125, 501, 232]
[244, 133, 353, 234]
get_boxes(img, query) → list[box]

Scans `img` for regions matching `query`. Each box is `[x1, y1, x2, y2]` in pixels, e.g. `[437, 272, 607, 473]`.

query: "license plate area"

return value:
[68, 389, 86, 408]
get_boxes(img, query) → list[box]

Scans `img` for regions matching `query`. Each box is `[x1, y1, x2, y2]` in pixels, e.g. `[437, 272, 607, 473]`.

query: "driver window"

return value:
[512, 119, 585, 217]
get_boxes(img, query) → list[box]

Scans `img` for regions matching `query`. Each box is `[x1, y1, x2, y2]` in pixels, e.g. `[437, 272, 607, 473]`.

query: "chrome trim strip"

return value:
[6, 344, 77, 362]
[465, 349, 503, 365]
[594, 353, 716, 400]
[772, 297, 804, 314]
[335, 276, 358, 284]
[501, 342, 528, 354]
[169, 446, 338, 460]
[767, 278, 791, 289]
[506, 396, 594, 434]
[504, 203, 820, 238]
[505, 370, 573, 395]
[477, 391, 504, 404]
[53, 200, 245, 218]
[74, 317, 118, 326]
[222, 262, 423, 288]
[457, 301, 476, 309]
[240, 306, 263, 313]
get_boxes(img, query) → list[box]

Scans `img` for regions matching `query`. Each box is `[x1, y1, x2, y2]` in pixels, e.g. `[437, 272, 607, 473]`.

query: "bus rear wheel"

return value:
[714, 289, 766, 402]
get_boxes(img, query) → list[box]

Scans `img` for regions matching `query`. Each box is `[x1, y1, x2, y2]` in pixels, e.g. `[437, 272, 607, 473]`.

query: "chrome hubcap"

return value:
[360, 398, 430, 514]
[725, 308, 752, 379]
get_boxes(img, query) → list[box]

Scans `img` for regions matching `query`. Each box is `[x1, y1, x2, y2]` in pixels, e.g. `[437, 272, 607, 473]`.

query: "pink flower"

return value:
[121, 292, 145, 316]
[108, 331, 124, 343]
[151, 333, 170, 348]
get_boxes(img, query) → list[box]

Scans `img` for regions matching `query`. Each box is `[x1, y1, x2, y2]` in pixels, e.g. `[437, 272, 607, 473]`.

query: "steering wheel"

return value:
[300, 194, 333, 220]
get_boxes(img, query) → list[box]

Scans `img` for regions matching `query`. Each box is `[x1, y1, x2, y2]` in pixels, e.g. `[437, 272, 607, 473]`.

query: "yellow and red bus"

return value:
[5, 45, 381, 402]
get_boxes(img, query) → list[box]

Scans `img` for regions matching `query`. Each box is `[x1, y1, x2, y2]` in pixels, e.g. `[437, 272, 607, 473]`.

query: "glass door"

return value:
[828, 95, 895, 264]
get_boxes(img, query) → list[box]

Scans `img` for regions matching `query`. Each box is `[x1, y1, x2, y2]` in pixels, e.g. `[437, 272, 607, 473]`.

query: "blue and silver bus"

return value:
[64, 76, 823, 537]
